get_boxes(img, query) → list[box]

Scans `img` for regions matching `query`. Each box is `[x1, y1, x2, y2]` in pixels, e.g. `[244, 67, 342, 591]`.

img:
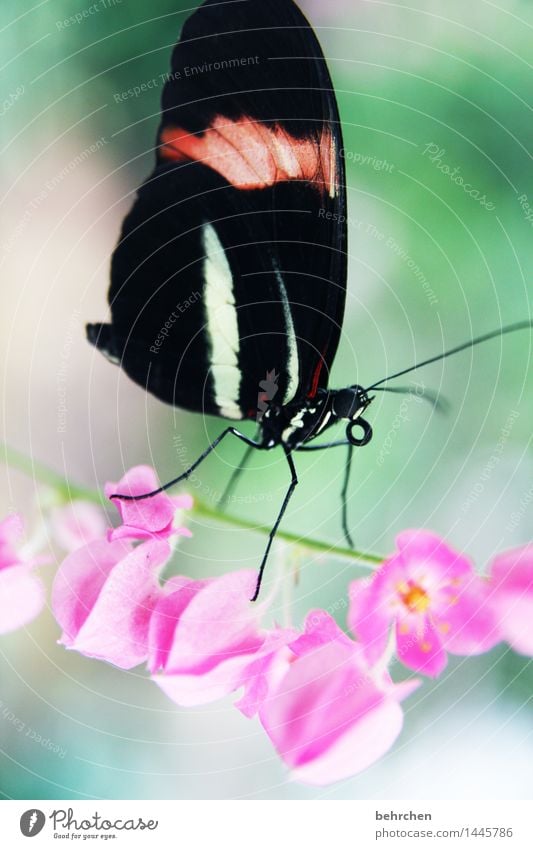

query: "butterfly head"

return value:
[331, 385, 374, 446]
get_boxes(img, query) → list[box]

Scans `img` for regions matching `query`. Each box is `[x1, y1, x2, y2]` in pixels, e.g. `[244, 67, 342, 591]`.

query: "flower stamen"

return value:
[398, 582, 430, 613]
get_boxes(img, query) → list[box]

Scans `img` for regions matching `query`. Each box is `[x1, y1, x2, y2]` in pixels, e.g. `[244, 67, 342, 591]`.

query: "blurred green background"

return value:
[0, 0, 531, 799]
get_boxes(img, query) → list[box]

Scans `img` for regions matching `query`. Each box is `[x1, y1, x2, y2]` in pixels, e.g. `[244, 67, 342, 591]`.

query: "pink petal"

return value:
[172, 494, 194, 511]
[491, 545, 533, 592]
[49, 501, 108, 552]
[292, 609, 353, 656]
[107, 524, 158, 542]
[235, 633, 296, 718]
[150, 571, 282, 708]
[348, 578, 391, 664]
[490, 546, 533, 654]
[148, 577, 209, 672]
[0, 513, 25, 569]
[392, 678, 422, 702]
[69, 539, 170, 669]
[440, 583, 501, 655]
[259, 640, 404, 785]
[0, 565, 45, 634]
[395, 614, 447, 677]
[105, 465, 184, 540]
[164, 570, 266, 672]
[234, 666, 271, 718]
[154, 650, 261, 706]
[172, 526, 193, 539]
[490, 593, 533, 655]
[395, 529, 474, 585]
[291, 699, 404, 786]
[52, 538, 132, 641]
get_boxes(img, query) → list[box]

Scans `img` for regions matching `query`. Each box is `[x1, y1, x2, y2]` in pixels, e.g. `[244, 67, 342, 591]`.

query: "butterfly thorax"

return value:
[259, 386, 373, 450]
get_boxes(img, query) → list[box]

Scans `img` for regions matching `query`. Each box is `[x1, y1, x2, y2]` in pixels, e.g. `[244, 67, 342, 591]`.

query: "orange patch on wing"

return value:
[160, 116, 336, 195]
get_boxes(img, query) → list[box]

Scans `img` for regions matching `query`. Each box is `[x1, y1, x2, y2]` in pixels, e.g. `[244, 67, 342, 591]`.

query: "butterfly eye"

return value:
[346, 418, 373, 447]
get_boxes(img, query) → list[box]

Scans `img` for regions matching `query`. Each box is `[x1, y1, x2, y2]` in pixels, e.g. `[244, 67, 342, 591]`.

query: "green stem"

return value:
[192, 499, 383, 565]
[1, 443, 102, 505]
[0, 443, 383, 567]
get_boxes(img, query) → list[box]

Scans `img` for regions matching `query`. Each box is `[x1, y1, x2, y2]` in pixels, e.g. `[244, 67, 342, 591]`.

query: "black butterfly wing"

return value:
[158, 0, 348, 400]
[89, 160, 298, 418]
[87, 0, 347, 418]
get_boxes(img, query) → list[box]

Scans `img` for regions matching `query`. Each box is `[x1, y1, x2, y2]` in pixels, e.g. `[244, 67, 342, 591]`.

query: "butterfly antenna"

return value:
[372, 385, 450, 414]
[367, 320, 532, 391]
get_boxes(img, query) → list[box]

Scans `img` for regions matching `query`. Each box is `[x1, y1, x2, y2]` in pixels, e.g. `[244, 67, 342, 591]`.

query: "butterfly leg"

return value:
[217, 429, 259, 511]
[297, 441, 355, 546]
[297, 440, 350, 451]
[110, 427, 261, 502]
[341, 443, 355, 548]
[250, 447, 298, 602]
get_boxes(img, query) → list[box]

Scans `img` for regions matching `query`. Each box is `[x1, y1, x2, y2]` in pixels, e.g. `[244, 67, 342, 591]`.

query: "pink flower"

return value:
[349, 530, 501, 677]
[105, 465, 193, 542]
[49, 501, 108, 552]
[0, 514, 46, 635]
[259, 611, 417, 785]
[489, 544, 533, 655]
[52, 537, 170, 669]
[149, 569, 288, 707]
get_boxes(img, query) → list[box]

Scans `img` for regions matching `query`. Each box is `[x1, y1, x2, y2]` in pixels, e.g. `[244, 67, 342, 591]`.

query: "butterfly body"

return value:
[258, 386, 373, 451]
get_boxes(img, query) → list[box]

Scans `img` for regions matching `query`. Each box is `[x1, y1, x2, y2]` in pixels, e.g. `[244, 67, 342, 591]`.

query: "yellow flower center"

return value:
[398, 582, 430, 613]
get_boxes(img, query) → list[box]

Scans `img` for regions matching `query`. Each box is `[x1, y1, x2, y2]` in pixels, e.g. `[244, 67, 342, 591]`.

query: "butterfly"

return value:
[87, 0, 530, 599]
